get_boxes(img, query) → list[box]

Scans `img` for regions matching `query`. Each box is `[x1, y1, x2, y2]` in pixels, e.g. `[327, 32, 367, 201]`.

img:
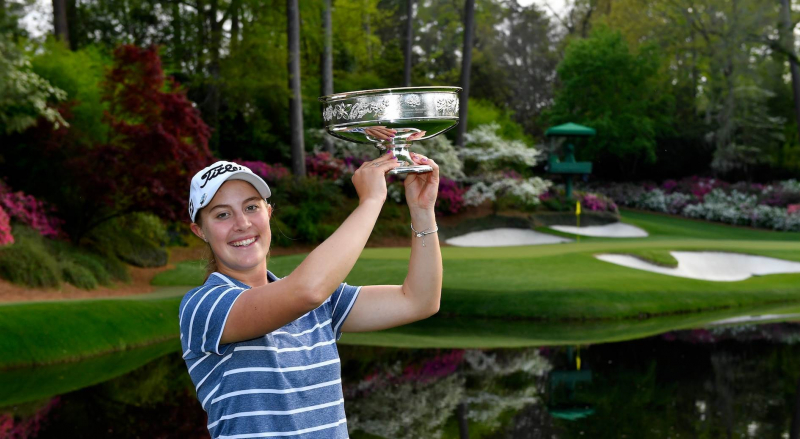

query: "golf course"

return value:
[2, 209, 799, 370]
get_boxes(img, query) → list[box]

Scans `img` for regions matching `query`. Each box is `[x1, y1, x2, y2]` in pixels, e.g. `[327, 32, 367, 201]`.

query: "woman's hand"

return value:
[352, 151, 402, 205]
[404, 152, 439, 213]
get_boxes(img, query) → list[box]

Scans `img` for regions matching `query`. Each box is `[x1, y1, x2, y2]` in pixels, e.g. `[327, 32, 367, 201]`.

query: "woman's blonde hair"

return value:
[194, 202, 272, 280]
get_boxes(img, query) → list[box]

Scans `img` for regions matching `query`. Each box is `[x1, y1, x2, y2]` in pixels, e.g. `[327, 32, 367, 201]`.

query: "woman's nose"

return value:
[233, 212, 251, 230]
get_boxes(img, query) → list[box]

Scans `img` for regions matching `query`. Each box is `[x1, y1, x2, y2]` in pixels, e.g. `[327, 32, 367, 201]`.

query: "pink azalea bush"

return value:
[238, 160, 290, 183]
[0, 183, 63, 238]
[436, 177, 466, 215]
[0, 205, 12, 246]
[305, 152, 348, 181]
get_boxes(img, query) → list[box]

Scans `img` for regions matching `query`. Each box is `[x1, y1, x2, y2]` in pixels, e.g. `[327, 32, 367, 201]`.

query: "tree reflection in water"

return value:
[1, 322, 798, 438]
[341, 348, 552, 439]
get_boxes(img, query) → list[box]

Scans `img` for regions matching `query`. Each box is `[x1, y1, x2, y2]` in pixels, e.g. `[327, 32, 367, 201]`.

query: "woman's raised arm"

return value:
[219, 152, 402, 345]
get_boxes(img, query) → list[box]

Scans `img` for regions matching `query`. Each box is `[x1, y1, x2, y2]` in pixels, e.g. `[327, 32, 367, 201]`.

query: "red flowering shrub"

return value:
[0, 397, 60, 438]
[0, 205, 12, 246]
[238, 160, 291, 184]
[305, 152, 347, 180]
[0, 183, 62, 238]
[436, 177, 466, 215]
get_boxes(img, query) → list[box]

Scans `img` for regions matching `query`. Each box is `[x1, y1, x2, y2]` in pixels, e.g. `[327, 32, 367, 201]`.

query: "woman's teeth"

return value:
[231, 237, 257, 247]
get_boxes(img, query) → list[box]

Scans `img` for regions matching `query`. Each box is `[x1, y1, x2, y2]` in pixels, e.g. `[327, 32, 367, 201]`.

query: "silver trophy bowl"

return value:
[319, 86, 461, 175]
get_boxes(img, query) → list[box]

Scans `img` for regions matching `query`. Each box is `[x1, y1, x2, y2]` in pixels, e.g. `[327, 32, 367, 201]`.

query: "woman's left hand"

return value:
[404, 152, 439, 212]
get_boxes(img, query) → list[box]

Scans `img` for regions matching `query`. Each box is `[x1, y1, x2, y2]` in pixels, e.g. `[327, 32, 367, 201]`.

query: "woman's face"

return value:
[192, 179, 272, 274]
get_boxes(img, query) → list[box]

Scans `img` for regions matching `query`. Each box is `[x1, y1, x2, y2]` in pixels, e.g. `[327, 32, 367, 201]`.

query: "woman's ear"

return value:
[190, 222, 207, 242]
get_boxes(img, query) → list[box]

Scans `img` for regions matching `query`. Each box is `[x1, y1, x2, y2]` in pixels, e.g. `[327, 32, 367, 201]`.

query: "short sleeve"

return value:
[329, 282, 362, 340]
[179, 284, 247, 359]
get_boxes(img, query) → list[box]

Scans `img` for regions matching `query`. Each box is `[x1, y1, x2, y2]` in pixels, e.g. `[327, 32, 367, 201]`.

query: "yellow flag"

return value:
[576, 201, 581, 216]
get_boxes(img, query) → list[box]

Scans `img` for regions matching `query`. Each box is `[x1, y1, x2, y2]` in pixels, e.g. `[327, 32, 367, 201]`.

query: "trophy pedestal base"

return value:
[388, 165, 433, 175]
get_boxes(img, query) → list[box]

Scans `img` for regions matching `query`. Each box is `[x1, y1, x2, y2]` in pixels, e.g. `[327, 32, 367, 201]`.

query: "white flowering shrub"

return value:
[461, 123, 544, 173]
[0, 38, 68, 134]
[780, 179, 800, 193]
[462, 177, 552, 209]
[415, 135, 466, 180]
[681, 189, 800, 231]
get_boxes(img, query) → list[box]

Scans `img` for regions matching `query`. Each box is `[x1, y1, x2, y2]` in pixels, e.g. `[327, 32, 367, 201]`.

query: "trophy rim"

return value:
[319, 86, 462, 102]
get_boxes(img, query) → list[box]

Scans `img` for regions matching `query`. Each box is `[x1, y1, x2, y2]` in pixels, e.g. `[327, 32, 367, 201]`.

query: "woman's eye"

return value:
[216, 212, 229, 219]
[246, 204, 259, 211]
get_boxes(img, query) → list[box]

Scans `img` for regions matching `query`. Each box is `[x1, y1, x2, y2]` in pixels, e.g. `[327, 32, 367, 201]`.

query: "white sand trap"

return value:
[708, 313, 800, 326]
[550, 222, 648, 238]
[596, 251, 800, 282]
[446, 228, 572, 247]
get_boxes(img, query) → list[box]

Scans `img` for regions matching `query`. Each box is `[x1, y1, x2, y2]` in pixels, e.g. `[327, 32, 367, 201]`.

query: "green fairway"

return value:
[6, 210, 800, 369]
[153, 210, 800, 322]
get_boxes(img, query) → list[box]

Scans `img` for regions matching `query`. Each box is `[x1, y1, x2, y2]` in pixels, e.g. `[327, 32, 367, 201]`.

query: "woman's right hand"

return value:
[352, 151, 402, 205]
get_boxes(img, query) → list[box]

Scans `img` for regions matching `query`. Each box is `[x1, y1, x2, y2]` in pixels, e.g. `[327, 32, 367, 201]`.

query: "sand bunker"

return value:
[550, 222, 648, 238]
[445, 228, 572, 247]
[596, 251, 800, 282]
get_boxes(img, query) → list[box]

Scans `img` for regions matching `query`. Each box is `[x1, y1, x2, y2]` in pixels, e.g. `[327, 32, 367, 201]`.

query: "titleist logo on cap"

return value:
[200, 164, 244, 189]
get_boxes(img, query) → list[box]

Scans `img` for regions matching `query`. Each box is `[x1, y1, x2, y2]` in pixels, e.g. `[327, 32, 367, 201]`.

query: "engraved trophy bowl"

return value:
[319, 86, 461, 175]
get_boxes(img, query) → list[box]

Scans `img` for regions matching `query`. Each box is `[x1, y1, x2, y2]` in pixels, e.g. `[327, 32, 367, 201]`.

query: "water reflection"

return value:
[0, 321, 798, 438]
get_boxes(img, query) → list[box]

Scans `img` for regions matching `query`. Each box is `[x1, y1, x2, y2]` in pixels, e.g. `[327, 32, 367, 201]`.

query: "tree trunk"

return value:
[172, 1, 183, 69]
[455, 0, 475, 148]
[206, 0, 222, 150]
[288, 0, 306, 177]
[52, 0, 69, 44]
[780, 0, 800, 143]
[791, 373, 800, 439]
[231, 0, 240, 52]
[456, 402, 469, 439]
[403, 0, 414, 87]
[321, 0, 334, 153]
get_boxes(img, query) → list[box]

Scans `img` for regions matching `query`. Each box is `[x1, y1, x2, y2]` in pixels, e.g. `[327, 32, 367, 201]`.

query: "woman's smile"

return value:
[229, 235, 259, 247]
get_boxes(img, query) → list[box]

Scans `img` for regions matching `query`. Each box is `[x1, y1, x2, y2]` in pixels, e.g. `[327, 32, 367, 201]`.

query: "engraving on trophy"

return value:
[404, 94, 421, 107]
[323, 99, 390, 122]
[435, 96, 459, 116]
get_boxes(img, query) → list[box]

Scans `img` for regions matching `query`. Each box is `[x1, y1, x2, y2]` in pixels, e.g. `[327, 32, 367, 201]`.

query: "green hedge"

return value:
[0, 226, 130, 289]
[0, 239, 61, 288]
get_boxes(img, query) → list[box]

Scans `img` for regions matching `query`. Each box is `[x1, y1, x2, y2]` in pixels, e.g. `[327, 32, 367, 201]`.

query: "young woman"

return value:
[179, 150, 442, 438]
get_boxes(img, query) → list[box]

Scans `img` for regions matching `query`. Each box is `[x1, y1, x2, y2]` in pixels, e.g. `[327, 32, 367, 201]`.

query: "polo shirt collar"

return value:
[207, 270, 280, 289]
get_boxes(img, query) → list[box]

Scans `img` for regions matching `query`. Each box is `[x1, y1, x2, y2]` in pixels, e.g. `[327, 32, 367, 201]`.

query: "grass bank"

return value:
[0, 287, 185, 370]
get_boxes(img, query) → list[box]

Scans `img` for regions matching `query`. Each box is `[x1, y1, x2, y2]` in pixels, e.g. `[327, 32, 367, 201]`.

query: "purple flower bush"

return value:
[586, 177, 800, 231]
[0, 182, 63, 238]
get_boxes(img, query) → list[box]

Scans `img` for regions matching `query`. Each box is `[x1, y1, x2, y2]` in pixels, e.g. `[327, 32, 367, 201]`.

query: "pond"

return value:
[1, 314, 799, 439]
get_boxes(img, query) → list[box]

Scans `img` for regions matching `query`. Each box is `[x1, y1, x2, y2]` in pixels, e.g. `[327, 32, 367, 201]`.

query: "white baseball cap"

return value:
[188, 161, 271, 222]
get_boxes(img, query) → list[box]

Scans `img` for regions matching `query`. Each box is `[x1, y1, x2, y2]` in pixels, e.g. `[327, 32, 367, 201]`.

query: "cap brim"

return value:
[226, 172, 272, 199]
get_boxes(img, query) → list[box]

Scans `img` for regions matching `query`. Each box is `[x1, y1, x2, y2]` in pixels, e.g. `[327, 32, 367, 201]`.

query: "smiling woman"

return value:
[179, 159, 443, 438]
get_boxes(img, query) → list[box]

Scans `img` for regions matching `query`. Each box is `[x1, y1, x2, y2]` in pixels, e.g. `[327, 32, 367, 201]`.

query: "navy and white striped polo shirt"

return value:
[179, 270, 361, 438]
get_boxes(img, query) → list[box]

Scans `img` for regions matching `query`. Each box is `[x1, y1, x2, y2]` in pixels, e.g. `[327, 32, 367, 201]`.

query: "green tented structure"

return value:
[545, 123, 596, 199]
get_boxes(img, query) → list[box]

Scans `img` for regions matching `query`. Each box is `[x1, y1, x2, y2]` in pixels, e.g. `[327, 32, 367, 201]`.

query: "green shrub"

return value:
[100, 255, 131, 283]
[67, 251, 112, 285]
[86, 213, 168, 268]
[60, 260, 98, 289]
[48, 239, 114, 286]
[0, 239, 61, 288]
[30, 40, 110, 145]
[466, 99, 532, 143]
[270, 177, 348, 246]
